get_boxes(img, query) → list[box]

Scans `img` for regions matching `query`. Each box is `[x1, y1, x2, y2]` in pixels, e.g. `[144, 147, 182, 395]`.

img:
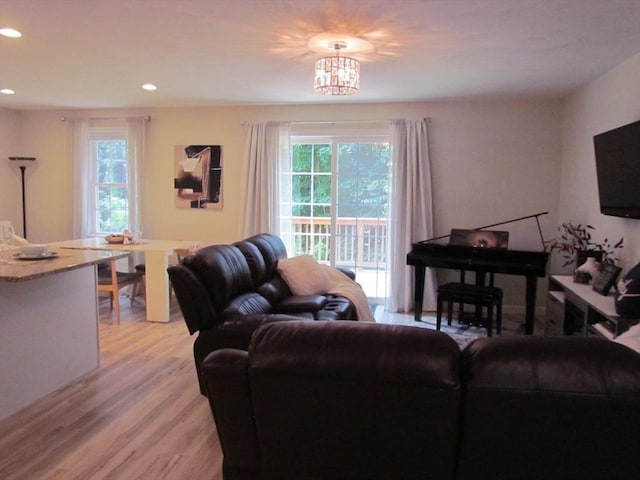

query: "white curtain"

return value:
[242, 121, 292, 248]
[125, 118, 146, 237]
[387, 118, 437, 313]
[69, 119, 91, 238]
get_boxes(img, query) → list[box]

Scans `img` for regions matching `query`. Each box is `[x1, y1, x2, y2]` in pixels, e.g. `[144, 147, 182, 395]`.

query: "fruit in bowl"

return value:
[105, 234, 125, 244]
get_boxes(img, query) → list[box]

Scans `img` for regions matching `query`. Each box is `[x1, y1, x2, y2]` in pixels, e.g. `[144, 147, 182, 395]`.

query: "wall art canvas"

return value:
[174, 145, 222, 209]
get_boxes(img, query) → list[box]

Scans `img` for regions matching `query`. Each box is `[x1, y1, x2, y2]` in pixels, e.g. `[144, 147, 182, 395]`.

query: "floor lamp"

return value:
[8, 156, 36, 239]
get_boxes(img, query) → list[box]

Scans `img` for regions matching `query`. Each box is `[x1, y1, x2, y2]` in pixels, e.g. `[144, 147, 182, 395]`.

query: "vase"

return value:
[574, 256, 600, 284]
[575, 250, 603, 269]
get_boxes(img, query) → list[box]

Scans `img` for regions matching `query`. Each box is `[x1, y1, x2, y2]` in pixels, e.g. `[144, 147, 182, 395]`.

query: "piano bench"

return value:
[436, 283, 503, 337]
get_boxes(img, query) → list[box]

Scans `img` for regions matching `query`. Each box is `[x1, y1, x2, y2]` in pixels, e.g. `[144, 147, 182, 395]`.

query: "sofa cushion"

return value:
[244, 233, 288, 277]
[274, 294, 327, 313]
[234, 240, 268, 288]
[256, 275, 291, 305]
[224, 292, 273, 317]
[457, 336, 640, 480]
[246, 321, 462, 480]
[276, 255, 331, 295]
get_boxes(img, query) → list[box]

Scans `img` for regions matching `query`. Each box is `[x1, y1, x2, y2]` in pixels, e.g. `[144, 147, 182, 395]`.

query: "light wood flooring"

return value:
[0, 297, 222, 480]
[0, 295, 536, 480]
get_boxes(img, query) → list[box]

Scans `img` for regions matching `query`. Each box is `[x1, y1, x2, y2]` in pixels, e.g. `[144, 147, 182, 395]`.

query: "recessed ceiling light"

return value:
[141, 83, 157, 91]
[0, 27, 22, 38]
[0, 88, 15, 95]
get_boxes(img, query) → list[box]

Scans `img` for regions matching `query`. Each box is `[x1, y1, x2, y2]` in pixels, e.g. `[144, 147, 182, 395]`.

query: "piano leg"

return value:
[524, 275, 537, 335]
[414, 265, 426, 322]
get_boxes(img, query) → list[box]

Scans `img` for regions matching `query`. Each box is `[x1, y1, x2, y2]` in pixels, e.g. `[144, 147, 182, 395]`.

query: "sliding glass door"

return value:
[290, 134, 390, 303]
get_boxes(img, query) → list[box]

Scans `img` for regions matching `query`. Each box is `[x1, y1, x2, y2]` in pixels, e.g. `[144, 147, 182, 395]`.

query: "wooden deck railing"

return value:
[291, 217, 387, 268]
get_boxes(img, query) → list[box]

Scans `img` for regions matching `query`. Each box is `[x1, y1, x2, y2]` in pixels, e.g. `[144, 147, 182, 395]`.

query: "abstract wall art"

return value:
[174, 145, 222, 209]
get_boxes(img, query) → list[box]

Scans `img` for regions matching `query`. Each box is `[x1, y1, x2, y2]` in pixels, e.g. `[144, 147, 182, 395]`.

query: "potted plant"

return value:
[546, 222, 623, 268]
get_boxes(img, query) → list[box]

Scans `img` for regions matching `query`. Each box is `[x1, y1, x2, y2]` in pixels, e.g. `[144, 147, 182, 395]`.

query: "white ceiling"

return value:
[1, 0, 640, 110]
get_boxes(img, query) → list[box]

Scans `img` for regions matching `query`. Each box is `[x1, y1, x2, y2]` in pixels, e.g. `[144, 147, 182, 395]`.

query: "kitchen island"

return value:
[0, 247, 130, 420]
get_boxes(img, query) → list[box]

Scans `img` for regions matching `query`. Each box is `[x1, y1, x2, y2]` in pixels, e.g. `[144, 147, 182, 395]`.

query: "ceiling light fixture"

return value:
[141, 83, 157, 91]
[0, 27, 22, 38]
[314, 41, 360, 96]
[0, 88, 15, 95]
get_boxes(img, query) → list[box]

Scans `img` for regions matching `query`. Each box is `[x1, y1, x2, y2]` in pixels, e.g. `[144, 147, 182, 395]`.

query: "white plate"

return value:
[14, 251, 59, 260]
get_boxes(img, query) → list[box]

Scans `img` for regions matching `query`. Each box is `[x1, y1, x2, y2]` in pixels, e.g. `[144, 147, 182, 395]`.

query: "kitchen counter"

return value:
[0, 247, 130, 282]
[0, 247, 131, 421]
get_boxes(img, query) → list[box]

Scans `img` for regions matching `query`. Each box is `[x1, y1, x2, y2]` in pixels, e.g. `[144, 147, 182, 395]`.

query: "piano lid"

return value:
[418, 211, 548, 251]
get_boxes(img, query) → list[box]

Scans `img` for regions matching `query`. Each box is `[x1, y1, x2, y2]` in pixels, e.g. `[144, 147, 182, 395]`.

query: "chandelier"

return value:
[314, 41, 360, 96]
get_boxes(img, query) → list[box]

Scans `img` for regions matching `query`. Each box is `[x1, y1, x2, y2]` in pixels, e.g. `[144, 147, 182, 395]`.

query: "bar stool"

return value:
[436, 272, 503, 336]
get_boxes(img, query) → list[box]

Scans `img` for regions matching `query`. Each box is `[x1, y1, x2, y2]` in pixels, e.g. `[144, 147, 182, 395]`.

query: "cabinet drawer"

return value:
[545, 292, 564, 336]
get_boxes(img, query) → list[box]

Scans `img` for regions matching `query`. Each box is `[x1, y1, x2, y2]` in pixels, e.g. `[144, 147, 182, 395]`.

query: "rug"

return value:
[401, 316, 486, 349]
[372, 307, 493, 349]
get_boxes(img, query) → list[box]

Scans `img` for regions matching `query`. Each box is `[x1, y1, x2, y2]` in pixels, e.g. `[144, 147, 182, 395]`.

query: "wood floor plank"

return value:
[0, 296, 222, 480]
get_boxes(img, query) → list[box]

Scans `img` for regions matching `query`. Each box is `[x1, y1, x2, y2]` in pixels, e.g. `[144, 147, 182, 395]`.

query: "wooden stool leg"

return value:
[447, 300, 453, 326]
[486, 305, 493, 337]
[496, 300, 502, 335]
[436, 297, 443, 330]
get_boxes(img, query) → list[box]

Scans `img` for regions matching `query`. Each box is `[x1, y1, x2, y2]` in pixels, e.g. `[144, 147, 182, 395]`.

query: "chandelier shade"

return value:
[314, 42, 360, 95]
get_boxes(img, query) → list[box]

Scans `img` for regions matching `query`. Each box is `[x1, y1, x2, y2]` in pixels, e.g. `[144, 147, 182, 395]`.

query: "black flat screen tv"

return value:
[593, 119, 640, 219]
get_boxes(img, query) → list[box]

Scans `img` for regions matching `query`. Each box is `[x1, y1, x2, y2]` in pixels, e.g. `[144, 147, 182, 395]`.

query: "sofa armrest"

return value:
[337, 267, 356, 281]
[167, 264, 218, 334]
[202, 349, 260, 479]
[275, 294, 328, 313]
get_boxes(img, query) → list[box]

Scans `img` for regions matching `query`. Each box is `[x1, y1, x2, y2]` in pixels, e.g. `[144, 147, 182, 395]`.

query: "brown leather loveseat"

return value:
[168, 233, 357, 394]
[202, 321, 640, 480]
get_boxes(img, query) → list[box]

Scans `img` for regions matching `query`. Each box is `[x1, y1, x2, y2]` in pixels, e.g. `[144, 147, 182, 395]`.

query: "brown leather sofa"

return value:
[167, 233, 356, 394]
[202, 321, 640, 480]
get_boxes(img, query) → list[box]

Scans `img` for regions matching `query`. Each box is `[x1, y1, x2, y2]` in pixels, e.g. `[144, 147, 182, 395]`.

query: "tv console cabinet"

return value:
[546, 274, 639, 339]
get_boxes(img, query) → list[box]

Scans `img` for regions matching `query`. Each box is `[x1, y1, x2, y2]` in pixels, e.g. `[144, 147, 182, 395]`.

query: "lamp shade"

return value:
[314, 55, 360, 95]
[9, 156, 36, 168]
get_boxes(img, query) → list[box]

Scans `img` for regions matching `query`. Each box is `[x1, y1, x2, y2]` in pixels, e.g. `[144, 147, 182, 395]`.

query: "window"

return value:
[70, 117, 145, 239]
[89, 129, 130, 235]
[289, 133, 391, 302]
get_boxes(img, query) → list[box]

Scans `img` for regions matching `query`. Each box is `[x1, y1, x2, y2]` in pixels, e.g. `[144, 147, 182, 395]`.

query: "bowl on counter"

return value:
[105, 234, 125, 244]
[20, 244, 49, 256]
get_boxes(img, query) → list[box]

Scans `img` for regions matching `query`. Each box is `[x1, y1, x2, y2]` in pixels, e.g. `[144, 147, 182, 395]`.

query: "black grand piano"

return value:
[407, 213, 550, 335]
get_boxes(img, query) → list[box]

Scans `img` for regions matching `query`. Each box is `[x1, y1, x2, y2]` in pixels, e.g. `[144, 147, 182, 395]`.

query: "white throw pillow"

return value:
[613, 322, 640, 354]
[277, 255, 330, 296]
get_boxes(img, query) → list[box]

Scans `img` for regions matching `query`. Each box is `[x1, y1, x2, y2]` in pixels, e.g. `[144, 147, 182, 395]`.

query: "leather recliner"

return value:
[168, 233, 357, 394]
[202, 321, 640, 480]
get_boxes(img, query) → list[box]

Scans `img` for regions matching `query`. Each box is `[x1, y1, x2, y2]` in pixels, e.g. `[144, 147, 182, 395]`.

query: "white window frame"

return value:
[88, 126, 129, 236]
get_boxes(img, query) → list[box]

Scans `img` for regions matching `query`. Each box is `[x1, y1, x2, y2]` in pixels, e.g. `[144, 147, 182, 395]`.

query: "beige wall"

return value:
[1, 99, 563, 308]
[560, 52, 640, 274]
[2, 51, 639, 310]
[0, 108, 23, 227]
[10, 100, 563, 245]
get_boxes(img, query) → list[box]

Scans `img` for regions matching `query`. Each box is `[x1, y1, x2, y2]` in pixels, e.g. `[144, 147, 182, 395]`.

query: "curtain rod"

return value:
[241, 117, 431, 126]
[60, 115, 151, 122]
[290, 119, 392, 125]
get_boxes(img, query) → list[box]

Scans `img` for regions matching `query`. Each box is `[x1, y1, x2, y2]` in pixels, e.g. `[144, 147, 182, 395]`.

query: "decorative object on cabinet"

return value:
[574, 255, 600, 284]
[615, 262, 640, 318]
[592, 263, 622, 295]
[546, 221, 623, 268]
